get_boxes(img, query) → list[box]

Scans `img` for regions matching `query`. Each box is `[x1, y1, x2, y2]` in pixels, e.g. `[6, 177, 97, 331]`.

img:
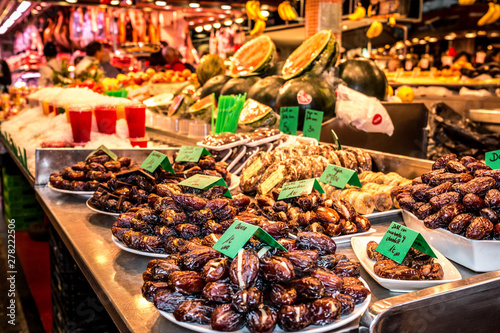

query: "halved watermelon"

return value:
[239, 98, 279, 131]
[230, 35, 276, 77]
[282, 30, 339, 80]
[188, 94, 216, 122]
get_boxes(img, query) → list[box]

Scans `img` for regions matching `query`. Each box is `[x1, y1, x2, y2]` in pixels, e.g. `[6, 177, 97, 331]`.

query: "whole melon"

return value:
[200, 75, 231, 99]
[247, 76, 285, 110]
[220, 76, 261, 96]
[337, 59, 388, 101]
[197, 54, 226, 86]
[275, 76, 336, 128]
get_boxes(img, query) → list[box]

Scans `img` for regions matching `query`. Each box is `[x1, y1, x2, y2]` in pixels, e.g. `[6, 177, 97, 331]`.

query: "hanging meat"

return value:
[54, 11, 71, 51]
[81, 8, 95, 48]
[118, 12, 126, 45]
[70, 8, 83, 49]
[43, 18, 55, 45]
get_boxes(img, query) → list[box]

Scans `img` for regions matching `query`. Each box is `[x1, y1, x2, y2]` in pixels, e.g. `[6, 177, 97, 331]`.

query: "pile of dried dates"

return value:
[254, 188, 372, 237]
[394, 153, 500, 240]
[49, 152, 135, 192]
[366, 241, 444, 280]
[142, 243, 370, 332]
[92, 155, 232, 214]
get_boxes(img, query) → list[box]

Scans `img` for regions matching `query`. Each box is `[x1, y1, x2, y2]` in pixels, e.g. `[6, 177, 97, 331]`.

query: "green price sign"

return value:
[277, 178, 324, 200]
[302, 109, 324, 142]
[86, 145, 118, 162]
[179, 174, 232, 198]
[279, 107, 299, 135]
[485, 150, 500, 169]
[376, 222, 437, 264]
[331, 130, 342, 150]
[140, 151, 175, 174]
[213, 220, 286, 258]
[175, 146, 211, 163]
[319, 164, 362, 189]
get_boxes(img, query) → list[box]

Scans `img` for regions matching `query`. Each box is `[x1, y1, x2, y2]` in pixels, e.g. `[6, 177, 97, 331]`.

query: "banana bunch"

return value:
[349, 4, 366, 21]
[278, 1, 298, 21]
[250, 19, 266, 36]
[458, 0, 476, 4]
[246, 1, 267, 21]
[366, 20, 383, 39]
[478, 2, 500, 26]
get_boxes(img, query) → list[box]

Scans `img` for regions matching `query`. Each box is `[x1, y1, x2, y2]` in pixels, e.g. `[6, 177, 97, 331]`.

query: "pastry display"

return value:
[394, 154, 500, 240]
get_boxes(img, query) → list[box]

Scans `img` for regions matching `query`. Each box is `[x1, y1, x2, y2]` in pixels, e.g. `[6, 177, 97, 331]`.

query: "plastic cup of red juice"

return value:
[124, 103, 146, 138]
[95, 104, 117, 134]
[68, 105, 93, 143]
[129, 137, 148, 148]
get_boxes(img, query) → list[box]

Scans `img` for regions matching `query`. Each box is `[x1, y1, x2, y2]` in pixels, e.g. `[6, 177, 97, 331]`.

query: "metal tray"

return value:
[468, 109, 500, 124]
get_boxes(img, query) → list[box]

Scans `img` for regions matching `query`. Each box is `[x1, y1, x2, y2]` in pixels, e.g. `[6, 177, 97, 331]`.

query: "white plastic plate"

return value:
[197, 138, 250, 151]
[112, 235, 170, 258]
[86, 198, 120, 216]
[351, 236, 462, 293]
[332, 228, 376, 244]
[48, 183, 94, 197]
[158, 277, 371, 333]
[246, 133, 283, 147]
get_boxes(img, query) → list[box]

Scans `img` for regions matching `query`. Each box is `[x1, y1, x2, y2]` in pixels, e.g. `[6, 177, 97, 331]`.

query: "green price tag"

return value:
[319, 164, 362, 189]
[279, 107, 299, 135]
[277, 178, 325, 200]
[376, 222, 437, 264]
[141, 150, 175, 174]
[485, 150, 500, 169]
[213, 220, 287, 258]
[179, 174, 232, 198]
[331, 130, 342, 150]
[176, 146, 211, 163]
[303, 109, 324, 142]
[86, 145, 118, 161]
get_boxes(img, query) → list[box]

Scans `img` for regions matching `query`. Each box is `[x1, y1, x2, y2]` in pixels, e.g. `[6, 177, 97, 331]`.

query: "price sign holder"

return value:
[376, 222, 437, 264]
[319, 164, 361, 189]
[140, 150, 175, 174]
[179, 174, 232, 198]
[176, 146, 211, 163]
[213, 220, 286, 258]
[485, 150, 500, 169]
[302, 109, 324, 141]
[277, 178, 324, 200]
[86, 145, 118, 161]
[279, 107, 299, 135]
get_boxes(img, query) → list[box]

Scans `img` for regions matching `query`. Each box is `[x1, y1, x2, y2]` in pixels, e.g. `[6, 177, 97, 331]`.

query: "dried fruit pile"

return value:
[142, 243, 370, 332]
[394, 154, 500, 240]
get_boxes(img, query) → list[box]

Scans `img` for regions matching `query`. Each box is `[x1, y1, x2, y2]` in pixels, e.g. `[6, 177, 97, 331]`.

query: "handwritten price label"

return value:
[213, 220, 286, 258]
[176, 146, 211, 163]
[277, 178, 324, 200]
[86, 145, 118, 161]
[141, 151, 175, 174]
[179, 174, 232, 198]
[486, 150, 500, 169]
[319, 164, 361, 189]
[279, 107, 299, 135]
[302, 109, 323, 142]
[376, 222, 437, 264]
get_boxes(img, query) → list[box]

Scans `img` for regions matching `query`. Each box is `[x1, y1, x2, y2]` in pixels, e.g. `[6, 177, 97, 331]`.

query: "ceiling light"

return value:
[219, 14, 225, 18]
[204, 24, 212, 31]
[194, 26, 203, 33]
[411, 38, 419, 43]
[110, 0, 119, 5]
[189, 2, 200, 8]
[40, 2, 47, 6]
[419, 39, 426, 44]
[66, 0, 78, 3]
[35, 5, 42, 10]
[165, 5, 172, 9]
[429, 37, 438, 43]
[155, 0, 166, 6]
[261, 10, 269, 18]
[32, 9, 38, 14]
[444, 33, 456, 40]
[224, 20, 232, 26]
[465, 32, 476, 39]
[195, 8, 202, 12]
[125, 0, 132, 5]
[221, 5, 231, 10]
[209, 17, 215, 21]
[477, 31, 486, 36]
[189, 21, 194, 26]
[235, 18, 244, 24]
[0, 1, 32, 35]
[213, 22, 221, 29]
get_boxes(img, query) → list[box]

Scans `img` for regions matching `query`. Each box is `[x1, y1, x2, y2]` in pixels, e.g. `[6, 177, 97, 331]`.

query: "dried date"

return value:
[292, 277, 325, 300]
[432, 153, 457, 170]
[246, 306, 277, 333]
[296, 232, 336, 255]
[232, 287, 262, 313]
[173, 300, 213, 324]
[465, 216, 494, 239]
[202, 282, 233, 303]
[278, 304, 311, 332]
[168, 271, 205, 294]
[229, 249, 260, 289]
[308, 297, 342, 326]
[153, 290, 197, 312]
[210, 303, 245, 332]
[266, 283, 297, 307]
[260, 256, 295, 283]
[310, 268, 343, 294]
[448, 213, 475, 234]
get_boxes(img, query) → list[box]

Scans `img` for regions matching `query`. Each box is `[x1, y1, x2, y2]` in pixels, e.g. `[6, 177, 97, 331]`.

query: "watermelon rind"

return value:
[282, 30, 338, 80]
[230, 35, 276, 77]
[238, 98, 279, 130]
[167, 94, 194, 119]
[188, 95, 215, 122]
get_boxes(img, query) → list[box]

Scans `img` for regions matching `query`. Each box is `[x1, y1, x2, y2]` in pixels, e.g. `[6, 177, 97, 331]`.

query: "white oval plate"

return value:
[332, 228, 376, 244]
[351, 236, 462, 293]
[246, 133, 283, 147]
[229, 174, 240, 192]
[197, 138, 250, 151]
[158, 277, 371, 333]
[363, 209, 402, 219]
[111, 235, 170, 258]
[48, 183, 94, 197]
[86, 199, 121, 216]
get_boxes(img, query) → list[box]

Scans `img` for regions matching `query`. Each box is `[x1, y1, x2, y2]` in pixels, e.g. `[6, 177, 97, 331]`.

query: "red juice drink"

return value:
[95, 104, 117, 134]
[125, 103, 146, 138]
[68, 105, 93, 143]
